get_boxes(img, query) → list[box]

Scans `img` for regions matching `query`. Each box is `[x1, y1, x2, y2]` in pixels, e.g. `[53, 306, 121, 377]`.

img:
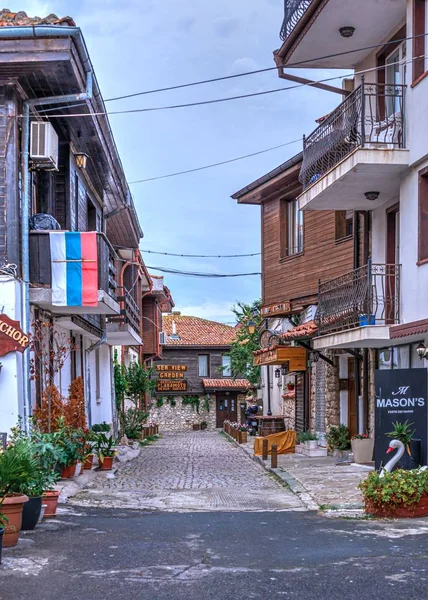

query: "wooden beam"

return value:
[278, 69, 350, 97]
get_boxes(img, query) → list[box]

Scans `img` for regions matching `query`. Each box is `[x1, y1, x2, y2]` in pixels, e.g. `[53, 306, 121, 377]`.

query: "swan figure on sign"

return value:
[379, 439, 427, 478]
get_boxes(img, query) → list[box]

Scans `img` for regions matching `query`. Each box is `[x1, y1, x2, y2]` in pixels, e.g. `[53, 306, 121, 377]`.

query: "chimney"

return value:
[172, 320, 177, 335]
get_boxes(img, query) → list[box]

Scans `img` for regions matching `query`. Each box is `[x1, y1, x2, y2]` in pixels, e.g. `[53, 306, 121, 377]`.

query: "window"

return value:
[222, 355, 232, 377]
[335, 210, 353, 241]
[418, 167, 428, 262]
[280, 199, 303, 257]
[378, 344, 425, 369]
[198, 354, 209, 377]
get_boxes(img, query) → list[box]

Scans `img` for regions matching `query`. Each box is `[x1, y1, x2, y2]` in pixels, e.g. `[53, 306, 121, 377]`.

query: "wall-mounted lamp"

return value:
[74, 152, 89, 170]
[416, 342, 428, 360]
[364, 191, 380, 202]
[248, 320, 256, 335]
[274, 368, 281, 378]
[281, 365, 287, 376]
[339, 26, 355, 38]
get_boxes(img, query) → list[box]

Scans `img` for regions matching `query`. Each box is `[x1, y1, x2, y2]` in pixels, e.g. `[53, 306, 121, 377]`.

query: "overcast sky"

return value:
[17, 0, 345, 323]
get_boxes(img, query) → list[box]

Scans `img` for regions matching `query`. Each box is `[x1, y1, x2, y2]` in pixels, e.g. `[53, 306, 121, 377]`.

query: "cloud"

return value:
[176, 16, 195, 34]
[214, 17, 239, 38]
[229, 57, 260, 75]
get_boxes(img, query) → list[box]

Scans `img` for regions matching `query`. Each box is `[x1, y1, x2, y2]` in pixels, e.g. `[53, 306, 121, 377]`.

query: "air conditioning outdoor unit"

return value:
[30, 122, 59, 170]
[159, 331, 167, 345]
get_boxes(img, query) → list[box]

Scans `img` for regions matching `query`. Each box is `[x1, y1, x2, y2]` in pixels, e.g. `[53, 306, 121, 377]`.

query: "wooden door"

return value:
[216, 393, 237, 427]
[348, 358, 357, 437]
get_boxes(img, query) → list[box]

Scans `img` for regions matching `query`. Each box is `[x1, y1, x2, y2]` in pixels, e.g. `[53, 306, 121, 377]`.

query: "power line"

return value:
[129, 137, 302, 184]
[146, 266, 261, 277]
[142, 249, 261, 258]
[31, 54, 422, 119]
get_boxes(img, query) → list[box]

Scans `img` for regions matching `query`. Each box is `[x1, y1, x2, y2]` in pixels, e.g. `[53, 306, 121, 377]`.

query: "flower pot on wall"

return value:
[351, 438, 374, 464]
[21, 496, 43, 531]
[1, 494, 29, 547]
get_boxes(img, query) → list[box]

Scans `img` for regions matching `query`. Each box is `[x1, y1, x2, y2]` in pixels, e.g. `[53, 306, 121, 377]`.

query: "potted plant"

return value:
[351, 433, 374, 464]
[0, 513, 5, 564]
[386, 420, 420, 470]
[94, 433, 117, 471]
[239, 425, 248, 444]
[359, 469, 428, 518]
[200, 421, 208, 431]
[0, 440, 35, 547]
[192, 423, 201, 431]
[326, 424, 351, 456]
[286, 382, 295, 391]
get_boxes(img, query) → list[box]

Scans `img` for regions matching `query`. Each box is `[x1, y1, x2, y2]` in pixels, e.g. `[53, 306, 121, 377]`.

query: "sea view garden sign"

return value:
[374, 368, 427, 469]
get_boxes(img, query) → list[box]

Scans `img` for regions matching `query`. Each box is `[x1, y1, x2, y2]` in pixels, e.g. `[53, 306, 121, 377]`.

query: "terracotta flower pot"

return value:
[61, 465, 71, 479]
[84, 454, 94, 470]
[192, 424, 200, 431]
[68, 462, 77, 477]
[99, 456, 114, 471]
[365, 495, 428, 518]
[1, 494, 29, 547]
[42, 490, 60, 518]
[351, 438, 374, 464]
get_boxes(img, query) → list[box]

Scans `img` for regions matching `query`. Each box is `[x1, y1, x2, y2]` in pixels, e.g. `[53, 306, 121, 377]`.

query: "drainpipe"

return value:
[85, 328, 107, 429]
[20, 69, 93, 430]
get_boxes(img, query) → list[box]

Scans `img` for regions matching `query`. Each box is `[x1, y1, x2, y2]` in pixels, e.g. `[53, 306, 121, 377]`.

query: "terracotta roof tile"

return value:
[0, 9, 75, 27]
[163, 314, 236, 346]
[279, 320, 318, 341]
[202, 379, 251, 390]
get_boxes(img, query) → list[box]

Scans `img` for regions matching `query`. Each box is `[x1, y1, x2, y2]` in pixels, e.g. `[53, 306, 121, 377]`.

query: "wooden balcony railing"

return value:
[300, 78, 406, 189]
[316, 260, 401, 336]
[107, 286, 141, 336]
[280, 0, 313, 41]
[29, 231, 117, 300]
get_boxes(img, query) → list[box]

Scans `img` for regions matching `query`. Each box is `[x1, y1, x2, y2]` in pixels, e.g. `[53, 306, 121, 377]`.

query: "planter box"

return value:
[192, 424, 201, 431]
[365, 495, 428, 518]
[351, 438, 374, 464]
[239, 431, 248, 444]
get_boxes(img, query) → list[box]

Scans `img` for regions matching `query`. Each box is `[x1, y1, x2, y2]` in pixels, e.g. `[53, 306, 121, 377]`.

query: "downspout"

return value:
[20, 69, 93, 429]
[85, 328, 107, 429]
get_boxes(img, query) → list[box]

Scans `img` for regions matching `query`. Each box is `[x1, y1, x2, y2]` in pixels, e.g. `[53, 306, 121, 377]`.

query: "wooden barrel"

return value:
[257, 416, 285, 438]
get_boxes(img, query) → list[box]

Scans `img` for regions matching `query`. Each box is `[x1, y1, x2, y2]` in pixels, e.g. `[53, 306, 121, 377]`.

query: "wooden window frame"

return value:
[221, 354, 232, 378]
[413, 0, 426, 84]
[335, 210, 354, 243]
[198, 354, 210, 377]
[418, 166, 428, 264]
[376, 25, 406, 120]
[280, 199, 304, 259]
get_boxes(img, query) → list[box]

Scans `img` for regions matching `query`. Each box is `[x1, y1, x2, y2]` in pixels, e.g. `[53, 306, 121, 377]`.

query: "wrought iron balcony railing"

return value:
[108, 286, 141, 335]
[316, 260, 400, 336]
[300, 79, 406, 189]
[280, 1, 313, 41]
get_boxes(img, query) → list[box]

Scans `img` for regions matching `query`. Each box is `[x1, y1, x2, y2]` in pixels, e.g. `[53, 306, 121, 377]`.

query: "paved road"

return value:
[2, 507, 428, 600]
[72, 432, 304, 512]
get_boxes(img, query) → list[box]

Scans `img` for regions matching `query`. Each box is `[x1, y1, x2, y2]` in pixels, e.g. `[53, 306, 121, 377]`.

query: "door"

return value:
[385, 42, 406, 116]
[386, 205, 400, 323]
[216, 393, 237, 427]
[348, 358, 357, 437]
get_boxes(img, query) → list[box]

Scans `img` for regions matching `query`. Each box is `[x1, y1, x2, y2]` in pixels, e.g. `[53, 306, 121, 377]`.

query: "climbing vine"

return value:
[182, 396, 200, 413]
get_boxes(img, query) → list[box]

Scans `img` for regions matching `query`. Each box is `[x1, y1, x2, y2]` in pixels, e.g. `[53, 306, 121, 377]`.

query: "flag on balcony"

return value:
[49, 232, 98, 307]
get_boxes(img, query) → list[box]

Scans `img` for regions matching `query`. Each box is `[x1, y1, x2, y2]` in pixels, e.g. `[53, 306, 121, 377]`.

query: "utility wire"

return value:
[142, 249, 261, 258]
[129, 137, 302, 183]
[146, 266, 261, 277]
[31, 55, 423, 119]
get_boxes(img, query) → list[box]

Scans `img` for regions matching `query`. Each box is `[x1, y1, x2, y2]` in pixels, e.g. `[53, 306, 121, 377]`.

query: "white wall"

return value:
[339, 355, 348, 426]
[0, 278, 25, 435]
[84, 338, 113, 428]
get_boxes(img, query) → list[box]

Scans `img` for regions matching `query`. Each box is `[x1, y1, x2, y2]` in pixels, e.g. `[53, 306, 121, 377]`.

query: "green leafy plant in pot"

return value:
[94, 433, 117, 470]
[386, 420, 421, 470]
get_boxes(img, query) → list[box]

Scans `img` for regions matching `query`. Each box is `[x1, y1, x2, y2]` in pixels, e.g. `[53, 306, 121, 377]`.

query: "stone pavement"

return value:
[238, 437, 373, 513]
[70, 431, 305, 512]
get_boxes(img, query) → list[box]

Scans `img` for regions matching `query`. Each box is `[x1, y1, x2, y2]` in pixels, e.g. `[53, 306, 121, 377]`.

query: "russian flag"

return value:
[49, 232, 98, 307]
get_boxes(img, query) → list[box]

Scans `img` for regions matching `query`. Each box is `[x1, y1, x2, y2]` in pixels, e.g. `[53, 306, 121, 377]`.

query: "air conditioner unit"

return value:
[30, 122, 59, 169]
[159, 331, 167, 345]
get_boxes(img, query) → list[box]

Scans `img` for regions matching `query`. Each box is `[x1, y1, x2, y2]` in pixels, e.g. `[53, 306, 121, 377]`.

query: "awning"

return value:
[279, 320, 318, 341]
[202, 379, 251, 391]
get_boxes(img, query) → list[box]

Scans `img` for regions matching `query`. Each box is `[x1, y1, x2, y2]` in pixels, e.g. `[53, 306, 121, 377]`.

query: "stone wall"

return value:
[368, 349, 376, 437]
[149, 394, 217, 433]
[324, 352, 340, 430]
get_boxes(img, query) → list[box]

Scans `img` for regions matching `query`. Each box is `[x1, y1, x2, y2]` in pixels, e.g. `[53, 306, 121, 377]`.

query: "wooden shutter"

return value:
[419, 168, 428, 262]
[413, 0, 426, 83]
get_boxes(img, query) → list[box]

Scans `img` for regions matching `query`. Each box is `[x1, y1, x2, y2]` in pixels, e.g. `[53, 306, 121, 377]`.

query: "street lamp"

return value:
[74, 152, 89, 170]
[247, 319, 256, 335]
[416, 342, 427, 360]
[274, 368, 281, 378]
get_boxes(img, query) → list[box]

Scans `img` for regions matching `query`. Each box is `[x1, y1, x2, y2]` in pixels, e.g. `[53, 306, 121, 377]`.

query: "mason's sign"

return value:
[0, 315, 29, 356]
[375, 369, 428, 469]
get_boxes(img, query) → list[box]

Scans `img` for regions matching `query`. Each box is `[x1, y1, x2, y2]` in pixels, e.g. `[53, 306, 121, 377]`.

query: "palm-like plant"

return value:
[0, 440, 39, 501]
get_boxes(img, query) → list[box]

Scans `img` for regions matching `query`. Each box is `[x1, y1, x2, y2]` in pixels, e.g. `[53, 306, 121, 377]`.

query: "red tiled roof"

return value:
[163, 314, 236, 346]
[390, 318, 428, 339]
[202, 379, 251, 390]
[279, 320, 318, 340]
[0, 9, 75, 27]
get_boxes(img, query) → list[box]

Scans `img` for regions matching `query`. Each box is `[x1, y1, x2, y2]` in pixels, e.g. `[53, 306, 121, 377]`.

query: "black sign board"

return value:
[374, 369, 427, 469]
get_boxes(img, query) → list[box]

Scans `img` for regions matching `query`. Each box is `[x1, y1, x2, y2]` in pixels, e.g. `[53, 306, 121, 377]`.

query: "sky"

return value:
[16, 0, 346, 324]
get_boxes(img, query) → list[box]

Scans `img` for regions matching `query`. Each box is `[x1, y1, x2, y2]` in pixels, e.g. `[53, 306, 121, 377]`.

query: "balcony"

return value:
[314, 261, 400, 350]
[29, 231, 119, 315]
[280, 1, 312, 42]
[106, 287, 143, 346]
[298, 81, 409, 211]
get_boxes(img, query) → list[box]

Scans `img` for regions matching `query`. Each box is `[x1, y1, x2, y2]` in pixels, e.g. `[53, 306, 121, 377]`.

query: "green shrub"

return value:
[326, 424, 351, 450]
[359, 469, 428, 510]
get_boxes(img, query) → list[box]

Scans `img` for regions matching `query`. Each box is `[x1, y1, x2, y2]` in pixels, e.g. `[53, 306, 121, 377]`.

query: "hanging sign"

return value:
[374, 369, 428, 469]
[156, 379, 188, 393]
[260, 301, 291, 317]
[253, 346, 307, 370]
[0, 314, 29, 356]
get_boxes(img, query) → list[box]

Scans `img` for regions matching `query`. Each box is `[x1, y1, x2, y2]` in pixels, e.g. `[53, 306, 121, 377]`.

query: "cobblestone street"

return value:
[71, 432, 304, 512]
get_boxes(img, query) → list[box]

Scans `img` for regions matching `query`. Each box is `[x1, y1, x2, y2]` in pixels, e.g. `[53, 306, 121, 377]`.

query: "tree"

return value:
[221, 300, 262, 388]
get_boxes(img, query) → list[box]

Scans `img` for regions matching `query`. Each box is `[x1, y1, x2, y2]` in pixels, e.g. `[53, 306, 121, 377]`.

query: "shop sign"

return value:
[156, 379, 188, 393]
[374, 369, 427, 469]
[260, 301, 291, 318]
[159, 371, 185, 380]
[253, 346, 307, 370]
[156, 365, 187, 372]
[0, 314, 29, 356]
